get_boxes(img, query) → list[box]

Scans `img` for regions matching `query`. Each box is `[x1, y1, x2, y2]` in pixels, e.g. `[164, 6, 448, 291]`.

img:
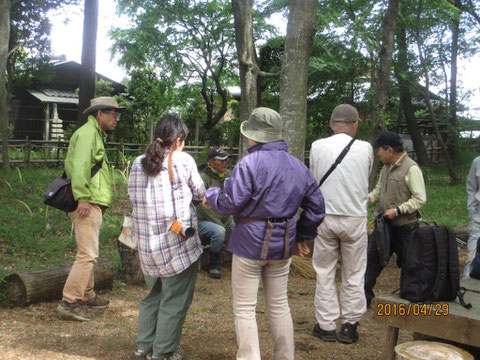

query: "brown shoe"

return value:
[56, 301, 93, 321]
[82, 296, 110, 309]
[132, 349, 151, 359]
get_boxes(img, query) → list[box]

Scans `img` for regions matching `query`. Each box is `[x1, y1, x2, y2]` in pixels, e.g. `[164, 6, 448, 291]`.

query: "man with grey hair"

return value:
[309, 104, 373, 343]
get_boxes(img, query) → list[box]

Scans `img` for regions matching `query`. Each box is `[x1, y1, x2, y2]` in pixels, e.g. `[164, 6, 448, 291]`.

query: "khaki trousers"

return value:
[63, 204, 103, 303]
[232, 254, 294, 360]
[312, 215, 367, 330]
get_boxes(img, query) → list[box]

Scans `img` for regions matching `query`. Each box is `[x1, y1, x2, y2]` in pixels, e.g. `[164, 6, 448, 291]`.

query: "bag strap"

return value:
[445, 227, 472, 309]
[319, 138, 355, 187]
[61, 159, 103, 179]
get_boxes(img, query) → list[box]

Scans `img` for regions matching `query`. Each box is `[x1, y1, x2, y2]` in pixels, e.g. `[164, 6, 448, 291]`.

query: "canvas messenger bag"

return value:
[44, 160, 103, 212]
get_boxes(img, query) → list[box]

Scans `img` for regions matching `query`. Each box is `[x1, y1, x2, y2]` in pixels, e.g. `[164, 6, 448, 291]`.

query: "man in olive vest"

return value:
[364, 132, 426, 307]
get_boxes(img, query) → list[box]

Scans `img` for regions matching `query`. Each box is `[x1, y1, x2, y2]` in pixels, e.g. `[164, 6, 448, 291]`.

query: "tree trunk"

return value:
[279, 0, 318, 161]
[448, 0, 461, 167]
[414, 0, 458, 183]
[369, 0, 400, 187]
[1, 258, 113, 307]
[0, 0, 11, 174]
[232, 0, 259, 158]
[77, 0, 98, 127]
[395, 341, 473, 360]
[396, 24, 430, 167]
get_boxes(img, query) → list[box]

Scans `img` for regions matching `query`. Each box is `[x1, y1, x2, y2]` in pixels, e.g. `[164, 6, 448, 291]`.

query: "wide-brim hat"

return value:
[83, 96, 126, 115]
[240, 107, 283, 143]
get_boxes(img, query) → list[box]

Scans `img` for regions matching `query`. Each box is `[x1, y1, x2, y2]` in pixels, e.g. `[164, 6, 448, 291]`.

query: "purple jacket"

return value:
[205, 140, 325, 260]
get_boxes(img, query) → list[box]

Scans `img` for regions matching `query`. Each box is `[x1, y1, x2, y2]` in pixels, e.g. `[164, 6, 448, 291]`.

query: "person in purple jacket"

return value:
[203, 107, 325, 360]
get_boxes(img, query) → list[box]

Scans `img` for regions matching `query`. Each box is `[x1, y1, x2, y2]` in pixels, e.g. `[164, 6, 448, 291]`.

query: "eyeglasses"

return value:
[102, 109, 121, 118]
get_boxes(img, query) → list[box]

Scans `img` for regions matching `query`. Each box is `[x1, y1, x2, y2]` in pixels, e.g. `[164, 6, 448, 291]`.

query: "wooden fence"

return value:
[1, 138, 239, 167]
[1, 138, 443, 167]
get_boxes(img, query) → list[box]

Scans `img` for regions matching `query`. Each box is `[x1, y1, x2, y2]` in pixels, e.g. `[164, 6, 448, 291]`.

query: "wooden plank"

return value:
[384, 326, 399, 360]
[461, 278, 480, 294]
[374, 293, 480, 347]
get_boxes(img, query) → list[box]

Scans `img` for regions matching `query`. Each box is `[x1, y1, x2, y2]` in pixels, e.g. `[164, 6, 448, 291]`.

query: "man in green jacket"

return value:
[56, 97, 124, 321]
[197, 147, 235, 279]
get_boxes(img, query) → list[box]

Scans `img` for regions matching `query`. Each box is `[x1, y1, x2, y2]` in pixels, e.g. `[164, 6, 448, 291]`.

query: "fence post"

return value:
[24, 136, 31, 166]
[118, 141, 124, 168]
[56, 138, 61, 167]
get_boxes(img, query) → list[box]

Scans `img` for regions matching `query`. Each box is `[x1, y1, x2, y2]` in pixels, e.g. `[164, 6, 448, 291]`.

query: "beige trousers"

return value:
[63, 204, 103, 303]
[232, 254, 294, 360]
[312, 215, 367, 330]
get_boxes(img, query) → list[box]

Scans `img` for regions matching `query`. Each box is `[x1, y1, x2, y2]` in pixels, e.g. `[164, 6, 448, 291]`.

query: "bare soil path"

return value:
[0, 250, 469, 360]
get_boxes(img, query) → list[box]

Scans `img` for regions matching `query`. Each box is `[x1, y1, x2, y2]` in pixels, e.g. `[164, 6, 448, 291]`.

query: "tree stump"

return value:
[1, 258, 113, 307]
[117, 240, 144, 285]
[395, 341, 473, 360]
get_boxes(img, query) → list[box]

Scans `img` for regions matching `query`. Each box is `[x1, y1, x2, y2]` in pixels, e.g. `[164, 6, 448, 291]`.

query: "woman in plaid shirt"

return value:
[128, 115, 205, 360]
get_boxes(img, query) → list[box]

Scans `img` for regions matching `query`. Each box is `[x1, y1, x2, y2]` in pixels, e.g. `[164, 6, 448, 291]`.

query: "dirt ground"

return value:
[0, 249, 471, 360]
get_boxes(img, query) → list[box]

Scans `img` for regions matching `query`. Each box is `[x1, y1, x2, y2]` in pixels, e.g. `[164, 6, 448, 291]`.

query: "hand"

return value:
[202, 196, 211, 208]
[77, 201, 91, 218]
[294, 241, 310, 257]
[383, 208, 396, 220]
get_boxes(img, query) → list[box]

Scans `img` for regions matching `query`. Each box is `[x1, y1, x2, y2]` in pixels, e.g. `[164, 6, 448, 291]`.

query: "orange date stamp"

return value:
[376, 303, 449, 316]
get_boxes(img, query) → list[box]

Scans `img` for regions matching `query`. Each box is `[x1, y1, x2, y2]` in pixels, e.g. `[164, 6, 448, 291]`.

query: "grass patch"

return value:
[0, 166, 130, 284]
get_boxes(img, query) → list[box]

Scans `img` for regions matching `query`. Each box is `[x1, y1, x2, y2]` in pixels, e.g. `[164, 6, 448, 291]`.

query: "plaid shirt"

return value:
[128, 150, 205, 277]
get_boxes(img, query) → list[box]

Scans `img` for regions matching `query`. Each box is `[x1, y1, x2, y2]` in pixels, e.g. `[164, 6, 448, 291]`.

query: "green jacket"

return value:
[65, 115, 112, 207]
[196, 165, 232, 226]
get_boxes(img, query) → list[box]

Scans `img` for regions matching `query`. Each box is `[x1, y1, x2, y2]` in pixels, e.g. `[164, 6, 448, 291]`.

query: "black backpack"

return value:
[400, 225, 471, 309]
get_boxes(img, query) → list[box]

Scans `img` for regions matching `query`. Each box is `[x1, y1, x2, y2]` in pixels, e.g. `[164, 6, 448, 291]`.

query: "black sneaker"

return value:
[312, 323, 336, 342]
[208, 269, 221, 279]
[56, 300, 93, 321]
[338, 322, 359, 344]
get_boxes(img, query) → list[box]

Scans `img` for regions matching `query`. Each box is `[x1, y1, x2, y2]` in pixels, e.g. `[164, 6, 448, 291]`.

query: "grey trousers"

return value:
[136, 260, 199, 357]
[464, 219, 480, 279]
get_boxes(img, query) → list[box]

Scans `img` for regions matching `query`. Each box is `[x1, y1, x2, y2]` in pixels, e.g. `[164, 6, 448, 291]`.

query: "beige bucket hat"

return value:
[240, 107, 283, 143]
[83, 96, 126, 115]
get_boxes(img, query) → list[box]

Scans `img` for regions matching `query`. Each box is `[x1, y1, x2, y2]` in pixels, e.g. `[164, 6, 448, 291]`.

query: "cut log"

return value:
[395, 340, 473, 360]
[117, 240, 144, 285]
[1, 258, 113, 307]
[454, 226, 469, 243]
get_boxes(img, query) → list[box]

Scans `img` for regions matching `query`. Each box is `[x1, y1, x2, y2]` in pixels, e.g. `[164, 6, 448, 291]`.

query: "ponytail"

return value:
[141, 114, 188, 177]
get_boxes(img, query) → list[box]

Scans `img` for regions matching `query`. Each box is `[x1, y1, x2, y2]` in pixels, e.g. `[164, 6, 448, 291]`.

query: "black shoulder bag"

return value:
[44, 160, 103, 212]
[318, 138, 355, 187]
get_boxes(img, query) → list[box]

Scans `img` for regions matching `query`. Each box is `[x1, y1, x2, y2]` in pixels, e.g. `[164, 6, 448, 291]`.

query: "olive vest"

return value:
[374, 154, 420, 227]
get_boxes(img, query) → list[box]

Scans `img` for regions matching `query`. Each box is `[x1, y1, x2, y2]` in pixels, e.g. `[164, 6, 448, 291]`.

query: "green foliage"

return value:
[95, 79, 115, 97]
[112, 69, 175, 144]
[112, 0, 239, 131]
[8, 0, 80, 89]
